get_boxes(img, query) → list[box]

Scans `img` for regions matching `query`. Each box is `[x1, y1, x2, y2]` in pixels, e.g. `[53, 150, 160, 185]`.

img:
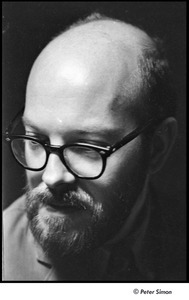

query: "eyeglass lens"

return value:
[11, 138, 103, 178]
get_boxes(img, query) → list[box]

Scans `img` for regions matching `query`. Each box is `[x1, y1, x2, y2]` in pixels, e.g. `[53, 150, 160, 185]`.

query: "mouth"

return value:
[45, 202, 86, 214]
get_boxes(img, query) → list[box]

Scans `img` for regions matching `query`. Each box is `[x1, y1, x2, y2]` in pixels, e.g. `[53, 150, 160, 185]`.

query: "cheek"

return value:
[26, 170, 43, 188]
[102, 138, 147, 183]
[84, 139, 149, 210]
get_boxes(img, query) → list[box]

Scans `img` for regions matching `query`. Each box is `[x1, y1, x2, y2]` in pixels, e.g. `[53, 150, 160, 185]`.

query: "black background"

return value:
[2, 2, 186, 278]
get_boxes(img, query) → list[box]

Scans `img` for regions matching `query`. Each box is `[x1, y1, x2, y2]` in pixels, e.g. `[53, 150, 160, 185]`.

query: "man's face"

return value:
[24, 29, 150, 260]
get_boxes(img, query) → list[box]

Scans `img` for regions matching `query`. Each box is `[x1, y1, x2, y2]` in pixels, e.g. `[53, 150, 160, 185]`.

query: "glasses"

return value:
[4, 108, 156, 180]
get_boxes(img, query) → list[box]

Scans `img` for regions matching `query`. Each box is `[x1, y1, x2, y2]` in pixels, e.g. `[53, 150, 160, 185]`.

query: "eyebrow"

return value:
[22, 116, 127, 141]
[22, 117, 41, 131]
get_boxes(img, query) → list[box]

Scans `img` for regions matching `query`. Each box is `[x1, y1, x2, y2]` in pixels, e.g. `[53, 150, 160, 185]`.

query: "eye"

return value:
[80, 148, 98, 157]
[27, 139, 42, 151]
[65, 146, 101, 161]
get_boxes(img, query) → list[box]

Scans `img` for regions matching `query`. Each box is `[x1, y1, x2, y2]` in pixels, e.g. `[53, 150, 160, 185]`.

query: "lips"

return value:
[46, 201, 85, 213]
[36, 190, 90, 214]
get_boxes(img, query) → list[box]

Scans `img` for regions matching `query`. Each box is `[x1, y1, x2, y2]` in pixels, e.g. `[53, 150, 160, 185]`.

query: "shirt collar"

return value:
[28, 228, 52, 268]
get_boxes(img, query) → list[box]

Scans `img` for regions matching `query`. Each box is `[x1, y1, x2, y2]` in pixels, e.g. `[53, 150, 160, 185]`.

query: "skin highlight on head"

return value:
[26, 19, 154, 116]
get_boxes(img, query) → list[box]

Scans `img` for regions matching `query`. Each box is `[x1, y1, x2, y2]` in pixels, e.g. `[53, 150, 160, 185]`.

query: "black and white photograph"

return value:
[2, 2, 186, 287]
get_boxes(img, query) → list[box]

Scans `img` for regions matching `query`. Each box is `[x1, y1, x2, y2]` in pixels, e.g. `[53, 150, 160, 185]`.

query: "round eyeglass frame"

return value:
[6, 135, 112, 179]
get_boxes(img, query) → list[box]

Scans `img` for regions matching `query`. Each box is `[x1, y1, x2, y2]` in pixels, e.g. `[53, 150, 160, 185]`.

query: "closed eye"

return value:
[27, 140, 41, 150]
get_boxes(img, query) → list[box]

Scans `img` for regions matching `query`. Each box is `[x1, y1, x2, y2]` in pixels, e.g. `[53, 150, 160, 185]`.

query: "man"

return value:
[3, 13, 178, 281]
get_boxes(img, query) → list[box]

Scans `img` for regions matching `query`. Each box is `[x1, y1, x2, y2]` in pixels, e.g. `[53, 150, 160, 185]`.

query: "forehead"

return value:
[25, 21, 145, 133]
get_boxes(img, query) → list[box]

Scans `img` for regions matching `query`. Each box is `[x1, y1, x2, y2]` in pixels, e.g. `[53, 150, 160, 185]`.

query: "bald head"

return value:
[26, 14, 175, 129]
[26, 17, 155, 111]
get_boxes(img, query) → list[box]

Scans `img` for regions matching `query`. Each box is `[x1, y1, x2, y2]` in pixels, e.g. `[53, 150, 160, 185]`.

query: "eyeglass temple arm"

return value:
[5, 106, 25, 136]
[109, 119, 155, 153]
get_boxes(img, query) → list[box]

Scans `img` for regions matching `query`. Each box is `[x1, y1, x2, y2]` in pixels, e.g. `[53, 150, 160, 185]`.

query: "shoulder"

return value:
[3, 195, 29, 247]
[3, 194, 26, 215]
[144, 186, 186, 281]
[3, 195, 31, 280]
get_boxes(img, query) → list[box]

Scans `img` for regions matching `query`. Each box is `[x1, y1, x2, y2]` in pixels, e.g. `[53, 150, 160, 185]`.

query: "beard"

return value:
[25, 141, 150, 264]
[25, 183, 110, 262]
[25, 181, 146, 264]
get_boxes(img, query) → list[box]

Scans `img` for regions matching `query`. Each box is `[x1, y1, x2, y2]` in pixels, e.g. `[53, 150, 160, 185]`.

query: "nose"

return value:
[42, 153, 75, 189]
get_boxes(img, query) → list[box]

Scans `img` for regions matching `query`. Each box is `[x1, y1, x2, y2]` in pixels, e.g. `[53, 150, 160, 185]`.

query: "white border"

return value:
[0, 283, 189, 300]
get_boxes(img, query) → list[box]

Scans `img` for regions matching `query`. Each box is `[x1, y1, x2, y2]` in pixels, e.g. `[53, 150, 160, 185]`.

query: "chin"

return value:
[26, 198, 107, 261]
[30, 215, 92, 257]
[28, 209, 112, 264]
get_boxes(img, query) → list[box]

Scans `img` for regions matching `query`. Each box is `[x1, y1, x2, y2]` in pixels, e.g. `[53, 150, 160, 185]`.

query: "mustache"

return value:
[25, 183, 94, 211]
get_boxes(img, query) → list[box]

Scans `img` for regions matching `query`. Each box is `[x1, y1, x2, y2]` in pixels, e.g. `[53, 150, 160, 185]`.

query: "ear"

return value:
[149, 117, 178, 174]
